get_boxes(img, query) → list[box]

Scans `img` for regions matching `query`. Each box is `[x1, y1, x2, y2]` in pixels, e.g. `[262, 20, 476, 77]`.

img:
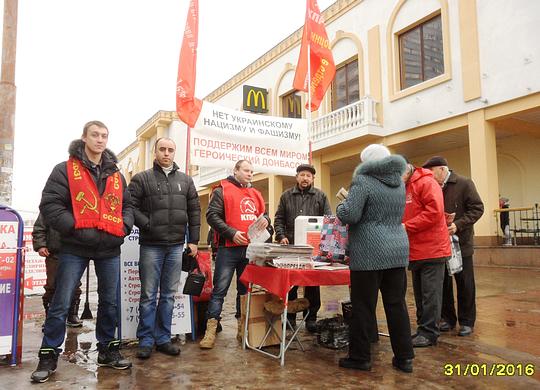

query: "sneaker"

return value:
[439, 320, 455, 332]
[97, 341, 132, 370]
[338, 357, 371, 371]
[412, 334, 435, 348]
[31, 348, 58, 383]
[156, 342, 180, 356]
[458, 325, 473, 337]
[136, 346, 152, 359]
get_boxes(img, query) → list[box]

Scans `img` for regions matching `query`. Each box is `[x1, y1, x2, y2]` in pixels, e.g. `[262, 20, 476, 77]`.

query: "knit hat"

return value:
[360, 144, 391, 162]
[422, 156, 448, 168]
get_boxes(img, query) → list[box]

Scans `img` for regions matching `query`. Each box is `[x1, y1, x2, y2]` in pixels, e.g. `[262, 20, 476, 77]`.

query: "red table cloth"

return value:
[240, 264, 350, 301]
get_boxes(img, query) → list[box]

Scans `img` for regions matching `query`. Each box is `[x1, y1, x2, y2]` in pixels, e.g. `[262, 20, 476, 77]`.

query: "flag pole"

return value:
[185, 125, 191, 174]
[307, 41, 313, 164]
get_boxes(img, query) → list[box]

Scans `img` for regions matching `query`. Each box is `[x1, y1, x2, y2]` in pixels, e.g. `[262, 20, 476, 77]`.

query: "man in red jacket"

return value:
[402, 161, 451, 347]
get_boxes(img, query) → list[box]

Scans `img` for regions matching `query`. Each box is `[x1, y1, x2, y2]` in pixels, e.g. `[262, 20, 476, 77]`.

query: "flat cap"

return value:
[422, 156, 448, 168]
[296, 163, 316, 175]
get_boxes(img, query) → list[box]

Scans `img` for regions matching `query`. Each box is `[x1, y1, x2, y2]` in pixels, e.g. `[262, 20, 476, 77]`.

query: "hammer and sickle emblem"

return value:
[76, 191, 99, 214]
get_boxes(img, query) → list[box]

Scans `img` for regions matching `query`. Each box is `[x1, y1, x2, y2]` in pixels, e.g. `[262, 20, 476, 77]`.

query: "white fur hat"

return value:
[360, 144, 391, 162]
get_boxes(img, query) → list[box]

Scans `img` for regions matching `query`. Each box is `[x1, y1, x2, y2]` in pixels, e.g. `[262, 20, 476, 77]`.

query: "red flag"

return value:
[293, 0, 336, 111]
[176, 0, 202, 128]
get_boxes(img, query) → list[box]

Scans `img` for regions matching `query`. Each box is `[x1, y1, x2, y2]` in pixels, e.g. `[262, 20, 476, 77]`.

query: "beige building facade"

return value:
[118, 0, 540, 254]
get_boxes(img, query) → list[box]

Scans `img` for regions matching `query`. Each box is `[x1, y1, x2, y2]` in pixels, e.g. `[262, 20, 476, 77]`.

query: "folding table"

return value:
[239, 264, 350, 366]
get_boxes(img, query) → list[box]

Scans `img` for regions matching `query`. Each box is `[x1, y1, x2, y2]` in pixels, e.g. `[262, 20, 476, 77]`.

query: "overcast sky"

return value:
[3, 0, 334, 216]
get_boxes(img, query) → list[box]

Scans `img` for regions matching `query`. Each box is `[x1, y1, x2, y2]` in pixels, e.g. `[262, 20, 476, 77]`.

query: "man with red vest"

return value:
[402, 160, 451, 348]
[200, 160, 270, 349]
[31, 121, 134, 383]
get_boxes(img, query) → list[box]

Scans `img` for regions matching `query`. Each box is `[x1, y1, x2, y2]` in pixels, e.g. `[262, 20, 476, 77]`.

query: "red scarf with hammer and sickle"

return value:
[66, 157, 124, 237]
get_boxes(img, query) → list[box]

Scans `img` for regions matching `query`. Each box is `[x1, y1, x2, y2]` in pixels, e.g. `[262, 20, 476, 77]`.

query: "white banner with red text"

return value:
[190, 102, 309, 176]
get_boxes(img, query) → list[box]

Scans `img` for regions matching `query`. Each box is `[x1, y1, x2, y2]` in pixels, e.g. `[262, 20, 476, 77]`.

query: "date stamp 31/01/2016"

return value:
[443, 363, 535, 377]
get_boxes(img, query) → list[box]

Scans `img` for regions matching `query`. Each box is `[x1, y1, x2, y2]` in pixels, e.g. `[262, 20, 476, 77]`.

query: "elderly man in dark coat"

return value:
[423, 156, 484, 337]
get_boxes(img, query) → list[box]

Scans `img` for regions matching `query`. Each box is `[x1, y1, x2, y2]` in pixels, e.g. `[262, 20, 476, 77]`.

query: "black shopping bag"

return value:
[183, 269, 206, 296]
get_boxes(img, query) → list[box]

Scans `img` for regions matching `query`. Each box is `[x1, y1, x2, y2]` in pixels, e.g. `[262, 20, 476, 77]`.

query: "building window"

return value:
[332, 58, 359, 110]
[281, 91, 302, 118]
[399, 14, 444, 89]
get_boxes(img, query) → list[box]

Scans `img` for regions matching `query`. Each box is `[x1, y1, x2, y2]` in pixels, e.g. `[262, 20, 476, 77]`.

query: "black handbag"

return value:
[183, 268, 206, 296]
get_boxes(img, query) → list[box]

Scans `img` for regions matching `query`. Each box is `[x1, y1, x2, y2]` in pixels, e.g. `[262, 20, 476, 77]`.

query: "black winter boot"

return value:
[31, 348, 58, 383]
[67, 299, 83, 327]
[97, 340, 132, 370]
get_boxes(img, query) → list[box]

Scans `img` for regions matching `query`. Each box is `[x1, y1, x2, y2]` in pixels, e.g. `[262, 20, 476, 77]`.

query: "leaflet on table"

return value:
[315, 264, 349, 271]
[267, 256, 314, 269]
[312, 260, 331, 267]
[247, 214, 270, 243]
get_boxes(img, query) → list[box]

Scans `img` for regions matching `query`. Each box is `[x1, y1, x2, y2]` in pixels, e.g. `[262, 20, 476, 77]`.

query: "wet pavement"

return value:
[1, 265, 539, 389]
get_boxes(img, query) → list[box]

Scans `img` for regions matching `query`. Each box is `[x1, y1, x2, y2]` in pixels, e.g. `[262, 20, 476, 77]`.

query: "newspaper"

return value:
[246, 243, 314, 266]
[247, 214, 270, 243]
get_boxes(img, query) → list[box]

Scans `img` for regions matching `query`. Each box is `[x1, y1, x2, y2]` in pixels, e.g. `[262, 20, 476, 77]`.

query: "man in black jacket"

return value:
[32, 213, 83, 327]
[128, 137, 201, 359]
[31, 121, 134, 383]
[274, 164, 331, 331]
[423, 156, 484, 337]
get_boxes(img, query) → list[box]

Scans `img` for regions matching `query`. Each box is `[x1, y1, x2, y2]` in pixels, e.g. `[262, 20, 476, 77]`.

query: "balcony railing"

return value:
[493, 204, 540, 246]
[310, 96, 381, 146]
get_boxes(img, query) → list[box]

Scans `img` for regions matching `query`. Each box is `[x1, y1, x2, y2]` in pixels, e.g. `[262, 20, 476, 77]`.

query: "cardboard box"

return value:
[241, 292, 283, 347]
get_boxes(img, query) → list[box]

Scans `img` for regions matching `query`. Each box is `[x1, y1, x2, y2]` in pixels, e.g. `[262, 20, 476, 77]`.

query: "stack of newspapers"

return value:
[246, 243, 314, 268]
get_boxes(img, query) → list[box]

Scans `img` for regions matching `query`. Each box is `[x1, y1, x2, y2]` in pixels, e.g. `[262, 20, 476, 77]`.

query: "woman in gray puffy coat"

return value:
[336, 144, 414, 373]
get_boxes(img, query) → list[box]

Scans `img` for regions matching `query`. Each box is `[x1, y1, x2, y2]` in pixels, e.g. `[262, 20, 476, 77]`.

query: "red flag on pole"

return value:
[176, 0, 202, 128]
[293, 0, 336, 112]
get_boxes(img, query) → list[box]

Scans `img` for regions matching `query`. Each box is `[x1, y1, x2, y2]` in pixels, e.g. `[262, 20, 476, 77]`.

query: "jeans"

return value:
[441, 255, 476, 327]
[41, 253, 120, 352]
[349, 268, 414, 362]
[409, 258, 447, 342]
[207, 246, 248, 320]
[137, 245, 183, 347]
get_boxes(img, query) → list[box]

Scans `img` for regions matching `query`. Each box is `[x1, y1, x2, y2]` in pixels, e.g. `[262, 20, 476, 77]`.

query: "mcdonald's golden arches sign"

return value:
[243, 85, 269, 113]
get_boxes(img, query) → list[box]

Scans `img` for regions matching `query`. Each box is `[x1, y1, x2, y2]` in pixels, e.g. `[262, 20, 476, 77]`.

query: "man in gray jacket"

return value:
[274, 164, 331, 331]
[128, 137, 201, 359]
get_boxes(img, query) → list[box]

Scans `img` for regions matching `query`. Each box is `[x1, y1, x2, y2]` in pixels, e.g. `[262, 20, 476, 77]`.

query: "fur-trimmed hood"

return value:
[68, 139, 118, 169]
[353, 155, 406, 188]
